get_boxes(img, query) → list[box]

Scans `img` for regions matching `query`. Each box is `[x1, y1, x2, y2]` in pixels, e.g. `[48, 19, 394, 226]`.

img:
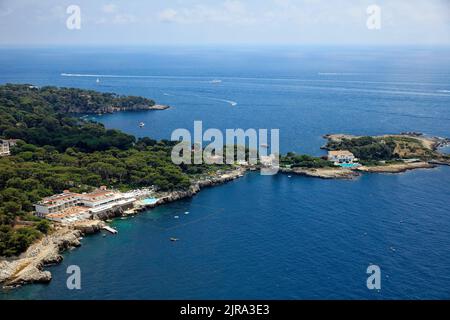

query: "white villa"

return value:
[327, 150, 357, 165]
[260, 154, 277, 167]
[0, 139, 18, 157]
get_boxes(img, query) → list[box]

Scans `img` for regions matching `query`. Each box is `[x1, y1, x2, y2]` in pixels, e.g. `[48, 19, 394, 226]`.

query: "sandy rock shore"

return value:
[0, 220, 104, 288]
[281, 167, 359, 179]
[356, 161, 436, 173]
[0, 228, 81, 287]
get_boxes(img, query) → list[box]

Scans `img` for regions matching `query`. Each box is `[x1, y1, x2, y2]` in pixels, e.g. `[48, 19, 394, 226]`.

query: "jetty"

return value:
[102, 226, 118, 234]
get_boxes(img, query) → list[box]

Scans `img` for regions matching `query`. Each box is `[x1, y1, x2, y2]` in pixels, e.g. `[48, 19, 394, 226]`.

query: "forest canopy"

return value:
[0, 84, 212, 257]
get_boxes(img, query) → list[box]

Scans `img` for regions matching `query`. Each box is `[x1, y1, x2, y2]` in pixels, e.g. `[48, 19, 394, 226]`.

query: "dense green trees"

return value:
[326, 137, 397, 161]
[0, 225, 42, 257]
[0, 84, 139, 152]
[0, 84, 206, 257]
[0, 140, 199, 256]
[33, 85, 155, 114]
[281, 153, 333, 168]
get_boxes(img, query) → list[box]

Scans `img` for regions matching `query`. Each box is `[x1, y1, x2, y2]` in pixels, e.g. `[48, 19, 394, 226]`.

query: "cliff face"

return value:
[73, 220, 105, 234]
[157, 168, 245, 204]
[0, 227, 83, 288]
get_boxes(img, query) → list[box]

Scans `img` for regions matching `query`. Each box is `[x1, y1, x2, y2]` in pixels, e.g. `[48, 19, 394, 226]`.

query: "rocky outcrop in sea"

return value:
[0, 227, 83, 288]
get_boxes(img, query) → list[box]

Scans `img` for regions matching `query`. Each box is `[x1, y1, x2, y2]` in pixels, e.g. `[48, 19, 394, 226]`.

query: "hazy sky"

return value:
[0, 0, 449, 46]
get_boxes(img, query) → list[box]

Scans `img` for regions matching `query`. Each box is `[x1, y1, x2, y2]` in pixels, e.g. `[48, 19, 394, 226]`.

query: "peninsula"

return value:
[1, 84, 449, 288]
[280, 133, 449, 179]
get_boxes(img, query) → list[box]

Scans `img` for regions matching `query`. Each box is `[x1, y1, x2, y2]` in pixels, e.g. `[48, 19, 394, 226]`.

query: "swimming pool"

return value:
[142, 198, 159, 205]
[338, 163, 360, 168]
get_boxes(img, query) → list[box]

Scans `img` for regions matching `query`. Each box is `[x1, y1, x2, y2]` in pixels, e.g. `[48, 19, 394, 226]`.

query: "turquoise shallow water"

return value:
[142, 198, 159, 205]
[0, 47, 449, 299]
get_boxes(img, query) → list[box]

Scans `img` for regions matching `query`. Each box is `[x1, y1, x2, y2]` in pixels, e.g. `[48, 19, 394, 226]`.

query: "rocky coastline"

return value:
[0, 168, 245, 289]
[95, 104, 170, 114]
[111, 104, 170, 112]
[356, 161, 436, 173]
[0, 226, 83, 288]
[2, 129, 449, 289]
[280, 167, 359, 179]
[139, 167, 246, 209]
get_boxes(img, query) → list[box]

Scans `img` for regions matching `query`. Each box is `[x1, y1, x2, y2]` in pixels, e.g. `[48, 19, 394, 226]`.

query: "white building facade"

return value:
[0, 139, 18, 157]
[327, 150, 356, 165]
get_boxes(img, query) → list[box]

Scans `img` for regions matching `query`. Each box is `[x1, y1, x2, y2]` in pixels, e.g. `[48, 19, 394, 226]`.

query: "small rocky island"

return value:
[281, 133, 450, 179]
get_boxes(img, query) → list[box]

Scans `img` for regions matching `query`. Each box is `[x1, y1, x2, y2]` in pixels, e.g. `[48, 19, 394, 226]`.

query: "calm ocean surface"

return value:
[0, 46, 449, 299]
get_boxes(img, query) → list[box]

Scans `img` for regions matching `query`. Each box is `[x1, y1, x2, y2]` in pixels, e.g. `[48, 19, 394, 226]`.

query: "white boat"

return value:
[210, 79, 222, 84]
[96, 78, 100, 84]
[139, 122, 145, 128]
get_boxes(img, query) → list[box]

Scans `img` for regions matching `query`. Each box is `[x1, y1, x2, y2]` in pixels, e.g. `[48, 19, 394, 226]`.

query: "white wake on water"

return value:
[195, 95, 237, 106]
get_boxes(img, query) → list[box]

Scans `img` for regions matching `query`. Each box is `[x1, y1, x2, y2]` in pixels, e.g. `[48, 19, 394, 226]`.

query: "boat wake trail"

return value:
[174, 92, 237, 106]
[195, 95, 237, 106]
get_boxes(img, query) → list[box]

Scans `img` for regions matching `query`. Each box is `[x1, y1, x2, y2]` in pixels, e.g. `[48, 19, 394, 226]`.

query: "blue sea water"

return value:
[0, 46, 450, 299]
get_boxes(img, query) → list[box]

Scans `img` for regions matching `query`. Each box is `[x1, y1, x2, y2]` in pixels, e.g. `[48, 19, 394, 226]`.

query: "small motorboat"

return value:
[184, 211, 189, 215]
[139, 122, 145, 128]
[174, 215, 179, 219]
[170, 238, 179, 242]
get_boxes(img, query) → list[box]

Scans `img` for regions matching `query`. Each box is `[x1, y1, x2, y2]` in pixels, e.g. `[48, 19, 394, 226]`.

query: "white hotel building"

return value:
[34, 191, 81, 217]
[34, 186, 136, 223]
[78, 188, 136, 217]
